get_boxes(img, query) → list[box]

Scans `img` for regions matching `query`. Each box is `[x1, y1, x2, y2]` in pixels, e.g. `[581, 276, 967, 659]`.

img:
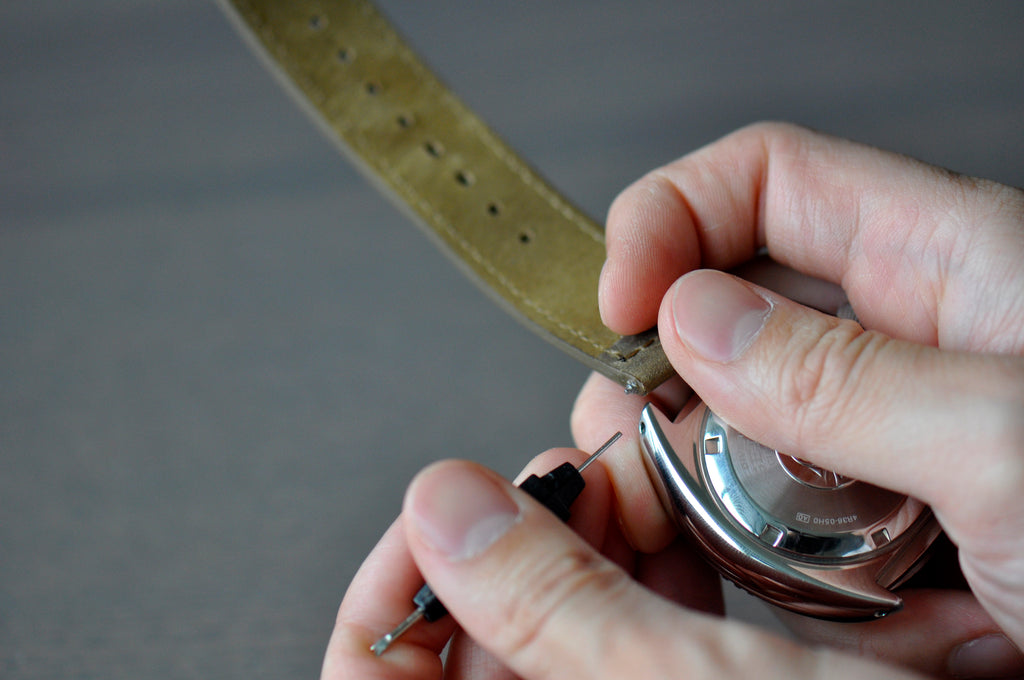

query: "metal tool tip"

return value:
[370, 634, 394, 657]
[370, 607, 424, 657]
[578, 431, 623, 473]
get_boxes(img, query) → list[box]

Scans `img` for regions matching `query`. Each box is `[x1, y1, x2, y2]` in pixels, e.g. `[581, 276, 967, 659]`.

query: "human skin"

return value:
[322, 123, 1024, 679]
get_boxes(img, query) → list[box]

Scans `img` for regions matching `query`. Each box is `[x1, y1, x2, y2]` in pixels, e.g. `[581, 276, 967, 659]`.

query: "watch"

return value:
[639, 402, 941, 619]
[221, 0, 941, 621]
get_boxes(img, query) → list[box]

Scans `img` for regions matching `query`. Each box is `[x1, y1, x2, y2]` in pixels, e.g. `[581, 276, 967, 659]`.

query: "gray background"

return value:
[2, 1, 1022, 677]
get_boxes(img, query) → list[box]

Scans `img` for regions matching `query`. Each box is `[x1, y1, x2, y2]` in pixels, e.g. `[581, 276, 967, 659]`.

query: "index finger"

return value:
[599, 121, 1011, 345]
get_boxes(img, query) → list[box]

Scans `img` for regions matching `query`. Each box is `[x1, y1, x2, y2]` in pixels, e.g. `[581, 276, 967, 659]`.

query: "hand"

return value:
[320, 123, 1024, 680]
[321, 448, 924, 680]
[572, 122, 1024, 678]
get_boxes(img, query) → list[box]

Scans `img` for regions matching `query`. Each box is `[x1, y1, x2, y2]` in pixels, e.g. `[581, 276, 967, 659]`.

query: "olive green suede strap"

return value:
[221, 0, 673, 394]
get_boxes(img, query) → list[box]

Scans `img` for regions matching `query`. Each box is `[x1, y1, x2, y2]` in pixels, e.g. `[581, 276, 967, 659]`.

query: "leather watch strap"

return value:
[220, 0, 673, 395]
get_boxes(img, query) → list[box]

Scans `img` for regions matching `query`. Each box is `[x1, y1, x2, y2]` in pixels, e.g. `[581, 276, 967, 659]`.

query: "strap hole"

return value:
[519, 230, 534, 244]
[397, 114, 414, 128]
[309, 15, 324, 30]
[424, 141, 445, 157]
[455, 170, 475, 186]
[487, 202, 501, 216]
[336, 47, 355, 63]
[365, 82, 380, 95]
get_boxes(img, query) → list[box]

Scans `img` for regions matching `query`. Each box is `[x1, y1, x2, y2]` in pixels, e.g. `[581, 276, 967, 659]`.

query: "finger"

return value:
[321, 518, 456, 680]
[633, 536, 724, 616]
[570, 371, 693, 552]
[444, 633, 516, 680]
[402, 460, 919, 680]
[600, 121, 1024, 345]
[367, 448, 614, 680]
[571, 450, 726, 615]
[657, 269, 1024, 563]
[600, 163, 702, 334]
[444, 451, 726, 677]
[779, 589, 1024, 679]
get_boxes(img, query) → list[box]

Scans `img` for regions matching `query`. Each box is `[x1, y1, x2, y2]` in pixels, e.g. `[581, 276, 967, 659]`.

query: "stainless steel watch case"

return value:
[638, 403, 941, 620]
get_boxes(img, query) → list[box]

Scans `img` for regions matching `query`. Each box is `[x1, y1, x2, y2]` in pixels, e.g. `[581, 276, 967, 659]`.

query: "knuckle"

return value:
[497, 545, 631, 666]
[777, 322, 889, 446]
[968, 375, 1024, 514]
[687, 622, 818, 679]
[945, 172, 1024, 225]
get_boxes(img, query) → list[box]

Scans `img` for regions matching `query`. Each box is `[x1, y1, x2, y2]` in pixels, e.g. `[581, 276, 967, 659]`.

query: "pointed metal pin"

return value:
[578, 431, 622, 473]
[370, 607, 424, 656]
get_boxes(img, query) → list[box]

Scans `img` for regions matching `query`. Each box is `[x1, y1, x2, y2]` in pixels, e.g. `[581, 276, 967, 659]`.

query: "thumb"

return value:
[402, 460, 918, 680]
[657, 269, 1024, 542]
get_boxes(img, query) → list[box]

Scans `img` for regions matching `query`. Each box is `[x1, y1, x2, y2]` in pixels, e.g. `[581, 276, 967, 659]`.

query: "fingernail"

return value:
[408, 463, 521, 561]
[671, 270, 772, 363]
[948, 634, 1024, 678]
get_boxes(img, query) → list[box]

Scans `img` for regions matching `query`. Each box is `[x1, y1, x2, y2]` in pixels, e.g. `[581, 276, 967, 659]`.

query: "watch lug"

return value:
[787, 563, 902, 617]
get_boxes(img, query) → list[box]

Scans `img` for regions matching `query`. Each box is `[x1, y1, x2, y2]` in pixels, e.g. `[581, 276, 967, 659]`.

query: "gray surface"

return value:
[2, 1, 1022, 677]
